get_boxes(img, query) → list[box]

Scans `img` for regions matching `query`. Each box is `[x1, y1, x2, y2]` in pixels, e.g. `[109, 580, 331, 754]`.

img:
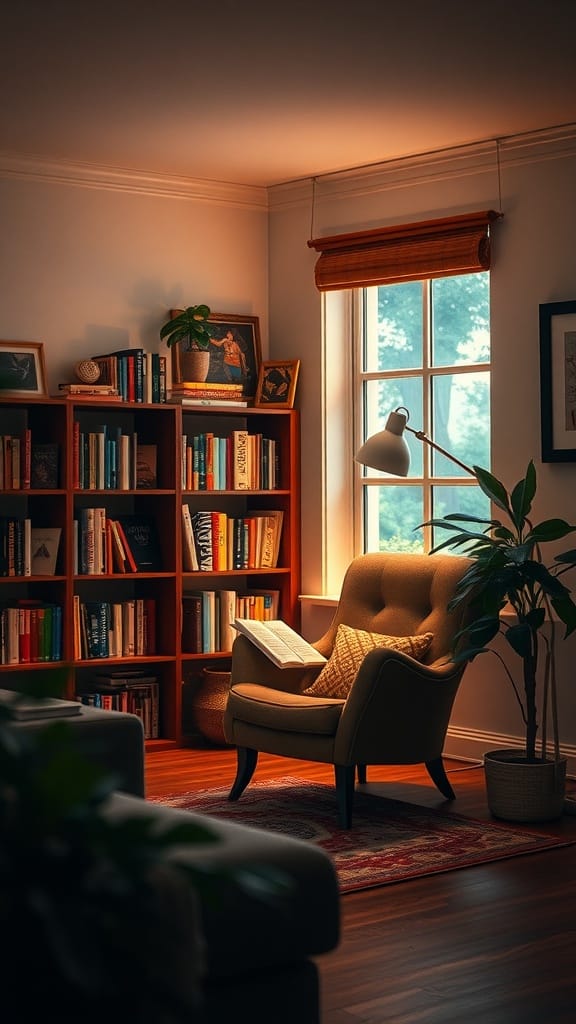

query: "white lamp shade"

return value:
[355, 409, 411, 476]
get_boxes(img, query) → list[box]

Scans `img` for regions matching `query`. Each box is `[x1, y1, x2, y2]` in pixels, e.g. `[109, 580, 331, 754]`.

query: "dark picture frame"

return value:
[171, 311, 262, 399]
[255, 359, 300, 408]
[0, 340, 47, 397]
[539, 300, 576, 462]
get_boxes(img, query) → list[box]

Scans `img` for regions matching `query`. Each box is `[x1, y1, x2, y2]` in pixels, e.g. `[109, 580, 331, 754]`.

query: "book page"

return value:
[233, 618, 327, 668]
[265, 620, 327, 662]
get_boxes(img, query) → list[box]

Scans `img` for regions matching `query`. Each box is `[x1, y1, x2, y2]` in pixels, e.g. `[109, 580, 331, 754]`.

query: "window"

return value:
[355, 272, 491, 554]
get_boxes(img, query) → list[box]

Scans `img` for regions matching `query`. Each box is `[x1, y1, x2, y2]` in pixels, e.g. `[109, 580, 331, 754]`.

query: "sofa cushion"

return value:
[302, 624, 434, 699]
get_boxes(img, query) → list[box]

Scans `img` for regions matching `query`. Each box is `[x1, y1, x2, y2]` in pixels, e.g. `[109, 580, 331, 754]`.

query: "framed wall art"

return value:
[170, 311, 262, 399]
[539, 300, 576, 461]
[0, 341, 47, 397]
[255, 359, 300, 408]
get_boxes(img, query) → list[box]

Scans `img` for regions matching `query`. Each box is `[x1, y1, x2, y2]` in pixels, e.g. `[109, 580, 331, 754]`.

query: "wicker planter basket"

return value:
[191, 668, 232, 747]
[484, 748, 567, 823]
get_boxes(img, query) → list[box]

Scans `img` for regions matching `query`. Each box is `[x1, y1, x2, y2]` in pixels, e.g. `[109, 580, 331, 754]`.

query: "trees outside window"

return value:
[356, 272, 491, 554]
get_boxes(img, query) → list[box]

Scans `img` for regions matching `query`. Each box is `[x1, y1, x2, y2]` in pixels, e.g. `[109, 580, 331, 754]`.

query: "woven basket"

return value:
[192, 668, 232, 746]
[484, 748, 566, 822]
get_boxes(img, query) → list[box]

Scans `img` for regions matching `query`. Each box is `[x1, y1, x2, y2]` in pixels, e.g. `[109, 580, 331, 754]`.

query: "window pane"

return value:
[365, 485, 424, 553]
[363, 377, 423, 476]
[364, 282, 423, 372]
[431, 273, 490, 367]
[431, 372, 490, 476]
[431, 484, 491, 552]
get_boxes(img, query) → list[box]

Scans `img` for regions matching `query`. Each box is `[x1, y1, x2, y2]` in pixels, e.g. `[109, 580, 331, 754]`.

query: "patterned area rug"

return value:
[151, 776, 572, 894]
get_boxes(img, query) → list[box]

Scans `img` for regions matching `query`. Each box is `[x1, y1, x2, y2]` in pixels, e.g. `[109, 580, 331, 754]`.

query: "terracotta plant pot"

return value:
[484, 748, 567, 823]
[172, 348, 210, 385]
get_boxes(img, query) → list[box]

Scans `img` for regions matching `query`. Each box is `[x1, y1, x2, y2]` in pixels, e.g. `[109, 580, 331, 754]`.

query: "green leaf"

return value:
[493, 526, 516, 542]
[189, 303, 211, 320]
[555, 548, 576, 566]
[527, 519, 576, 544]
[510, 460, 536, 528]
[505, 622, 534, 658]
[524, 608, 546, 630]
[457, 616, 501, 648]
[160, 324, 188, 344]
[473, 465, 512, 516]
[429, 512, 497, 525]
[159, 304, 212, 347]
[551, 594, 576, 637]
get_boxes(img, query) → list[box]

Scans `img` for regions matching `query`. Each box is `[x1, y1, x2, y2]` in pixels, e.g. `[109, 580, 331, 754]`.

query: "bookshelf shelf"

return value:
[0, 395, 300, 749]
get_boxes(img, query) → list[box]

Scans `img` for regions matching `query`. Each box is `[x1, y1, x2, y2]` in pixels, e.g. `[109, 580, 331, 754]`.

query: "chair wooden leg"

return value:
[228, 747, 258, 801]
[357, 764, 367, 784]
[334, 764, 356, 829]
[426, 757, 455, 800]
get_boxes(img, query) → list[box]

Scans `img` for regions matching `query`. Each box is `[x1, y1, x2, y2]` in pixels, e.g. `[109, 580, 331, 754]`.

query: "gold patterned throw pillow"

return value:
[302, 624, 434, 699]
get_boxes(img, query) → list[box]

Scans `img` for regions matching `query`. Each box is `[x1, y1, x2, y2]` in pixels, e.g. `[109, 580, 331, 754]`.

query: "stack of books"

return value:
[169, 380, 248, 407]
[57, 383, 121, 400]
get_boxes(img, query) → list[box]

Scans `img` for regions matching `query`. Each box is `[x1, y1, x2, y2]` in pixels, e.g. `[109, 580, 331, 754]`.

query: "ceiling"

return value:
[3, 2, 576, 189]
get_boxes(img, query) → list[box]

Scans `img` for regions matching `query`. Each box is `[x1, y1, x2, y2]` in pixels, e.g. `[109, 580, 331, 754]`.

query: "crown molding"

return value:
[268, 123, 576, 210]
[0, 152, 268, 210]
[2, 123, 576, 213]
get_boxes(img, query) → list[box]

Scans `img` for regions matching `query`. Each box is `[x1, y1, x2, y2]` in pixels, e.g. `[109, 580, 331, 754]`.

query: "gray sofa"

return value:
[8, 701, 340, 1024]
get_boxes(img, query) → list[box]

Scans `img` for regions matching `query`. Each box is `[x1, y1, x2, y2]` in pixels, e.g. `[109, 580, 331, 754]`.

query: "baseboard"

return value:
[445, 725, 576, 778]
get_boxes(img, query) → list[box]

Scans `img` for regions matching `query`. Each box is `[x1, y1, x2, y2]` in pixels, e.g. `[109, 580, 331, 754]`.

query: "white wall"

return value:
[268, 127, 576, 767]
[0, 168, 269, 394]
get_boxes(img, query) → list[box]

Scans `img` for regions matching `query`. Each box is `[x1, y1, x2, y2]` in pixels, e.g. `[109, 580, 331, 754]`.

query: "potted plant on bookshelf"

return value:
[160, 304, 212, 384]
[424, 461, 576, 822]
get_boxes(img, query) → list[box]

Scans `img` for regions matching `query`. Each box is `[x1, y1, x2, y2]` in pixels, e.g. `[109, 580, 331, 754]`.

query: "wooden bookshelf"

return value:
[0, 397, 300, 750]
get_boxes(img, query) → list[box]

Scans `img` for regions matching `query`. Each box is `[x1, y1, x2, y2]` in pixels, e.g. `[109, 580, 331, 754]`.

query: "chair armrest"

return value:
[334, 647, 466, 764]
[230, 635, 322, 694]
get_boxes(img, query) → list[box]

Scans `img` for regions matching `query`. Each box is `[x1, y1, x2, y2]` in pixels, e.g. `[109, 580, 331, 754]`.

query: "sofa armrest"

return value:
[105, 791, 340, 978]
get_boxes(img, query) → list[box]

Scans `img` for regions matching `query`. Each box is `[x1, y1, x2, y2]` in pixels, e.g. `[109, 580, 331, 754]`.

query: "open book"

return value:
[232, 618, 327, 669]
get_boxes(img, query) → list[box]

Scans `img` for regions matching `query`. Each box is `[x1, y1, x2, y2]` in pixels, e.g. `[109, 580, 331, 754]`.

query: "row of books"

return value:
[77, 672, 159, 738]
[77, 510, 162, 575]
[73, 423, 158, 491]
[0, 520, 62, 577]
[182, 505, 284, 571]
[91, 349, 167, 404]
[1, 434, 59, 490]
[181, 429, 280, 491]
[0, 601, 63, 664]
[182, 588, 279, 654]
[73, 597, 156, 659]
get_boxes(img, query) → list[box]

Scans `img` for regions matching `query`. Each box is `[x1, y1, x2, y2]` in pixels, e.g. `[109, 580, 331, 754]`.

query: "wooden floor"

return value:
[146, 749, 576, 1024]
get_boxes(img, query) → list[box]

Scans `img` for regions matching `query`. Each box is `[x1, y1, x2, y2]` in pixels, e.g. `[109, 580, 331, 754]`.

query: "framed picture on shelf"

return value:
[539, 300, 576, 461]
[255, 359, 300, 408]
[0, 341, 47, 397]
[170, 311, 262, 399]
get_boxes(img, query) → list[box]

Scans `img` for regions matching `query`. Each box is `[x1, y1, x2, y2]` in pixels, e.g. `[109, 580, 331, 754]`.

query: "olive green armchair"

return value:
[223, 551, 472, 828]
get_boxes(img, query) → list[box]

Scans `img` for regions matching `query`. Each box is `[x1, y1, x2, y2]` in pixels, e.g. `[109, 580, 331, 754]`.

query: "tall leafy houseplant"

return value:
[425, 461, 576, 764]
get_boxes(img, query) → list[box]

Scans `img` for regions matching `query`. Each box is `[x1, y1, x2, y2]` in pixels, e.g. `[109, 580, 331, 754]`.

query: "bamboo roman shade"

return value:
[307, 210, 501, 291]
